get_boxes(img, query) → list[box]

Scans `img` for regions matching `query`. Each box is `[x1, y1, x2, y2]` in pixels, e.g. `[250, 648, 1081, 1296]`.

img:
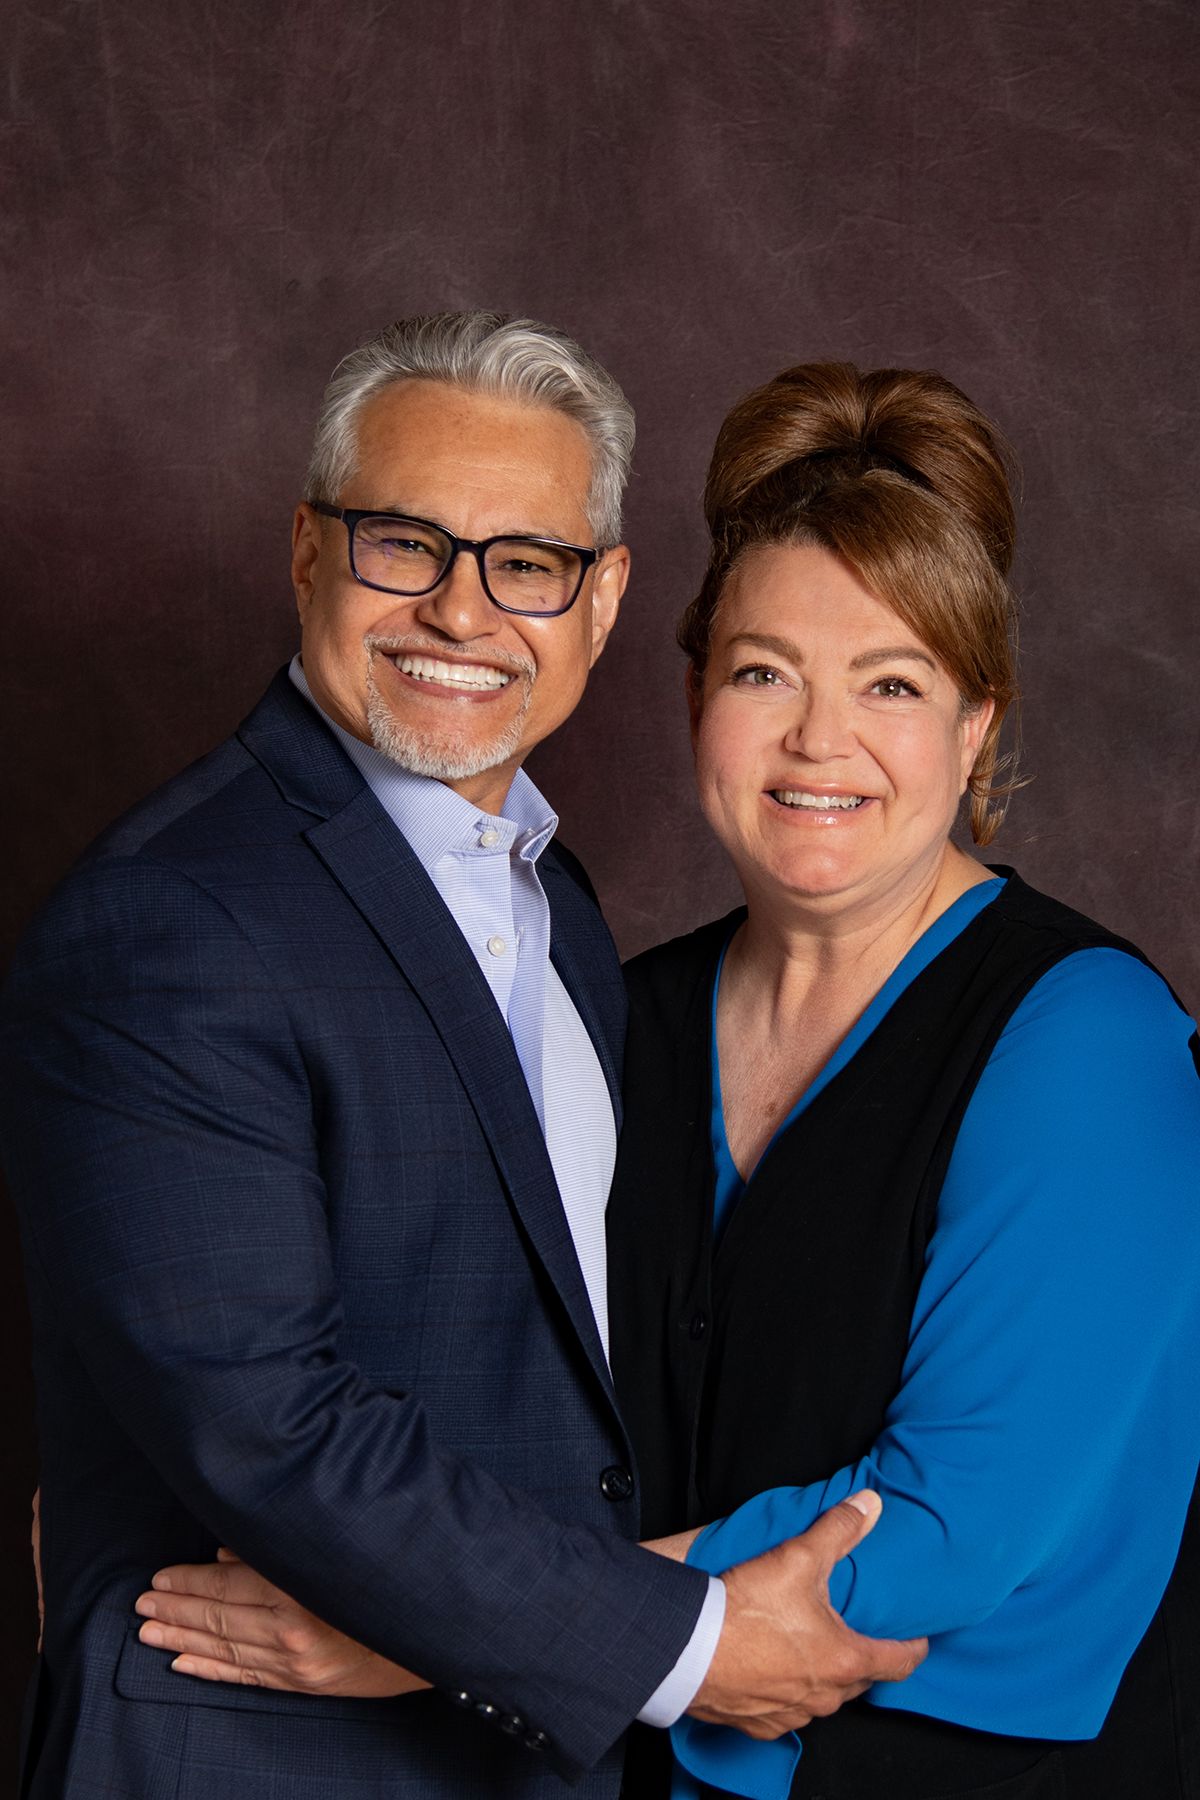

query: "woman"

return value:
[122, 363, 1200, 1800]
[608, 362, 1200, 1800]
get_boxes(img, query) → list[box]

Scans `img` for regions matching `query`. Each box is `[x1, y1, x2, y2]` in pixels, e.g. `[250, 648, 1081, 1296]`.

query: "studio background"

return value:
[2, 0, 1197, 1767]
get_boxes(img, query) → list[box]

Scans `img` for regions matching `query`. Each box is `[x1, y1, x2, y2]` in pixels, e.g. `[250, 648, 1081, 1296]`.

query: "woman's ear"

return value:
[960, 697, 996, 789]
[686, 661, 706, 751]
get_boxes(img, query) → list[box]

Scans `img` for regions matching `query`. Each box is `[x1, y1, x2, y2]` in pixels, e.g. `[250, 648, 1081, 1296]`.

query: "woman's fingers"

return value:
[138, 1617, 270, 1670]
[135, 1593, 294, 1654]
[148, 1557, 281, 1607]
[167, 1653, 273, 1686]
[134, 1556, 430, 1698]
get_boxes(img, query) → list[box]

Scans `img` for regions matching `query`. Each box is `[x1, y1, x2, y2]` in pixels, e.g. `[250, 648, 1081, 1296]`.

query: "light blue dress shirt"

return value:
[288, 657, 726, 1727]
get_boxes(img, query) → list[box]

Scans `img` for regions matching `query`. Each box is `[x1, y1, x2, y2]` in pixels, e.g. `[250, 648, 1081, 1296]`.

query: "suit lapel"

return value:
[238, 672, 620, 1404]
[302, 792, 617, 1404]
[541, 853, 626, 1135]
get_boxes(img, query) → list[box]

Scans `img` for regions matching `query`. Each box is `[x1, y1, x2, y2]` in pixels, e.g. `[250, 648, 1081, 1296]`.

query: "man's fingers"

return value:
[787, 1489, 883, 1579]
[855, 1631, 929, 1685]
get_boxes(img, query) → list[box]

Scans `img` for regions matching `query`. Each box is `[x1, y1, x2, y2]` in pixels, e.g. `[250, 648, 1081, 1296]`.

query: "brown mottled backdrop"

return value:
[2, 0, 1198, 1767]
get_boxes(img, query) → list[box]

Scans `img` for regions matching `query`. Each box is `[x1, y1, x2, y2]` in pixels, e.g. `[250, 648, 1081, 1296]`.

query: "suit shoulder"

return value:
[79, 730, 305, 871]
[542, 837, 600, 908]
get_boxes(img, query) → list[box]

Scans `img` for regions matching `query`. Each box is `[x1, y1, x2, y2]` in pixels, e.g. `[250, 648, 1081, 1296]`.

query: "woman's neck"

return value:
[717, 844, 993, 1181]
[731, 842, 991, 1010]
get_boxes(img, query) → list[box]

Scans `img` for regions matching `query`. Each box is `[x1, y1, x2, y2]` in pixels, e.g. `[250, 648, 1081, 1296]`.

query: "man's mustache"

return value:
[364, 632, 537, 684]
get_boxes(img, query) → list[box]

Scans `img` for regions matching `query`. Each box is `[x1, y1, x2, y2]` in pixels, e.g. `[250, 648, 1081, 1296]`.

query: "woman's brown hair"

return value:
[678, 362, 1021, 845]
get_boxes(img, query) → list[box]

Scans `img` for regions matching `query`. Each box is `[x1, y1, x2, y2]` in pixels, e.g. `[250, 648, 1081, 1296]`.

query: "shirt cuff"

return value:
[635, 1575, 727, 1728]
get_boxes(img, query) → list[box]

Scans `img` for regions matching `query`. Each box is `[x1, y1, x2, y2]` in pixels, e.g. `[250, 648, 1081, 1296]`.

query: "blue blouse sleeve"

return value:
[682, 949, 1200, 1745]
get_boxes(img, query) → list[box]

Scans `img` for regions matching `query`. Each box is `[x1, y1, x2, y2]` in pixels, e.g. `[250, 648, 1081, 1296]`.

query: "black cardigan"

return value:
[609, 872, 1200, 1800]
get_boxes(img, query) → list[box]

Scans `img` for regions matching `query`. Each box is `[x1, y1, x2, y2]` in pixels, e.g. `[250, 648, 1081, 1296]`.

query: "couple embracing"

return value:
[4, 312, 1199, 1800]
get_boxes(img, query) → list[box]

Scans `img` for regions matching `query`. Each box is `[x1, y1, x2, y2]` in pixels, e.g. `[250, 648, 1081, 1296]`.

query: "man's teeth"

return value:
[773, 791, 867, 810]
[392, 654, 511, 689]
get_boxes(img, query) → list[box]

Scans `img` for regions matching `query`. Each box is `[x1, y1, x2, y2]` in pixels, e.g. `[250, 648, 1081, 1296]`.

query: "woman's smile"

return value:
[768, 788, 873, 815]
[690, 539, 992, 911]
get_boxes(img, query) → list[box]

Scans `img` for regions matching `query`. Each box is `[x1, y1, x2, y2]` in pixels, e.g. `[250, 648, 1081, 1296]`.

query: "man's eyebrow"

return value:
[728, 632, 936, 672]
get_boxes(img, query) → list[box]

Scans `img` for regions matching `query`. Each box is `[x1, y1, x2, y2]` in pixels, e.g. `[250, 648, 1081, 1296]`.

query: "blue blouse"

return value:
[670, 880, 1200, 1800]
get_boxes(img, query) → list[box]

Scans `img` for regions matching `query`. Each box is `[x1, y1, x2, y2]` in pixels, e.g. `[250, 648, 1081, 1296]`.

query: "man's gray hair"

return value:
[305, 312, 634, 548]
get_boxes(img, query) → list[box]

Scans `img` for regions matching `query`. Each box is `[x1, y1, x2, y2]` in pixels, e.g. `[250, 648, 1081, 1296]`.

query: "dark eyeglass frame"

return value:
[310, 502, 602, 617]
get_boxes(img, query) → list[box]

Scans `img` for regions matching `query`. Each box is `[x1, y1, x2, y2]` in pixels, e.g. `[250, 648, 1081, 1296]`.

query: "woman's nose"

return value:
[414, 549, 499, 642]
[784, 690, 856, 761]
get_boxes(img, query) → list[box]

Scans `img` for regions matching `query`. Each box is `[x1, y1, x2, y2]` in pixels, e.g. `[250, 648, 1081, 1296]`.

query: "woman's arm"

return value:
[689, 950, 1200, 1671]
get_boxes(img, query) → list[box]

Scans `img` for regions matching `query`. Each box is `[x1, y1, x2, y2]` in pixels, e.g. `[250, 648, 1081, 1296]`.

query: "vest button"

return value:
[599, 1465, 634, 1501]
[689, 1312, 707, 1340]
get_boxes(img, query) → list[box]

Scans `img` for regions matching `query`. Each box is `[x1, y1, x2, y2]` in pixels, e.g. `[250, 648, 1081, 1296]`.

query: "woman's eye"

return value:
[733, 665, 785, 687]
[870, 677, 921, 699]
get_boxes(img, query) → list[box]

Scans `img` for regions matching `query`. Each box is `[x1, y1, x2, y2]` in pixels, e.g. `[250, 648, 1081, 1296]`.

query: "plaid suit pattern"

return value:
[2, 671, 706, 1799]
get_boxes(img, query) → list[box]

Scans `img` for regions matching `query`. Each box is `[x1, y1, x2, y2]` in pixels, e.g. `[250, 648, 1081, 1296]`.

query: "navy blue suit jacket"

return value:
[1, 671, 706, 1799]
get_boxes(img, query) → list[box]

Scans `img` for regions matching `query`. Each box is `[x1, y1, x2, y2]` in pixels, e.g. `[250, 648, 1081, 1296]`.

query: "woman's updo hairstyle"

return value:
[678, 362, 1021, 845]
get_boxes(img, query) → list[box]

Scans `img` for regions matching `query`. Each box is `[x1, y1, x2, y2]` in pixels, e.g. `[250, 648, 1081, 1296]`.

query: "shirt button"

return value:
[487, 936, 507, 957]
[479, 828, 500, 847]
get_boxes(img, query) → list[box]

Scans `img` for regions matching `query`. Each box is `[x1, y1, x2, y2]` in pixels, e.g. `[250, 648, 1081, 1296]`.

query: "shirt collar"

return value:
[287, 654, 558, 877]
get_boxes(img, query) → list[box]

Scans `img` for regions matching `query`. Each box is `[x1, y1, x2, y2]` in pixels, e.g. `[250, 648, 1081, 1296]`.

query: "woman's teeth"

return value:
[392, 654, 511, 689]
[773, 790, 867, 810]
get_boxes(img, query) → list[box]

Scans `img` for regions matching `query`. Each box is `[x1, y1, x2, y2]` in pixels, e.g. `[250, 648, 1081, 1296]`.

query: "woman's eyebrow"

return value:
[727, 632, 805, 659]
[727, 633, 936, 673]
[850, 645, 937, 671]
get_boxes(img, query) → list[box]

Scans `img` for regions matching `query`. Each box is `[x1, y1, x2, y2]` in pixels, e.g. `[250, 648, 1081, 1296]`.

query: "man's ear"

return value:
[292, 504, 323, 619]
[588, 544, 630, 668]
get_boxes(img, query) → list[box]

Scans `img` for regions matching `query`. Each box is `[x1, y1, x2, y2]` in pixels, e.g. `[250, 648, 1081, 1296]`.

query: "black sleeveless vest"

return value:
[609, 873, 1200, 1800]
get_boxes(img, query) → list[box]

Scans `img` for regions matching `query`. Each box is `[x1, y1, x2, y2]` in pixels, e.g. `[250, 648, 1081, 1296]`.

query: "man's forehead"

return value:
[346, 381, 595, 536]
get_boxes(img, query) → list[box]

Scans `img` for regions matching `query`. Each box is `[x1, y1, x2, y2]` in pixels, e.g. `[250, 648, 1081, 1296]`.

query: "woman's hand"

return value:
[135, 1548, 430, 1698]
[641, 1527, 703, 1562]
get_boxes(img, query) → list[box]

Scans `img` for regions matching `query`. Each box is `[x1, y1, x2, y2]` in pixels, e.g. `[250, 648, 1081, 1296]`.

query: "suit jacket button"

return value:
[446, 1688, 474, 1707]
[474, 1701, 501, 1721]
[524, 1729, 551, 1750]
[689, 1312, 707, 1339]
[498, 1713, 525, 1736]
[600, 1465, 634, 1501]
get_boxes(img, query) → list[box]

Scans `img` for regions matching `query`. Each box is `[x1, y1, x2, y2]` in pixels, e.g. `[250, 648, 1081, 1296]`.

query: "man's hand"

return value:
[689, 1491, 927, 1739]
[135, 1549, 430, 1698]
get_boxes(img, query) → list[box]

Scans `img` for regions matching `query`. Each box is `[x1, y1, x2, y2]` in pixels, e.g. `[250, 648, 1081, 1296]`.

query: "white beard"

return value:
[363, 635, 535, 781]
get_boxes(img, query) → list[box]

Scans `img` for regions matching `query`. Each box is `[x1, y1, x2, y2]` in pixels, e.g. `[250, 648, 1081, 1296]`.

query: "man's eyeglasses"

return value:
[311, 504, 602, 618]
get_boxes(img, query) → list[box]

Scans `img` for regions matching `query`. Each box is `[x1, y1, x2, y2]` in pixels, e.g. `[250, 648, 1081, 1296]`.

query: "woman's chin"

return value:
[747, 845, 881, 905]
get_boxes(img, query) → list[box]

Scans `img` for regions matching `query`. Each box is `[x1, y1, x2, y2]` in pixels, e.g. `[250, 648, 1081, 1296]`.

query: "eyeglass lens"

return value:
[351, 516, 583, 613]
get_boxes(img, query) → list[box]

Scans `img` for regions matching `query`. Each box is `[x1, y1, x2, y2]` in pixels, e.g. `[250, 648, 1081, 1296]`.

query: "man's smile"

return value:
[388, 651, 514, 693]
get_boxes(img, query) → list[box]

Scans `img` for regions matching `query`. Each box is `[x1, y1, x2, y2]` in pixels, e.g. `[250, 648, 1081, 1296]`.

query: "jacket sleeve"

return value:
[0, 855, 707, 1779]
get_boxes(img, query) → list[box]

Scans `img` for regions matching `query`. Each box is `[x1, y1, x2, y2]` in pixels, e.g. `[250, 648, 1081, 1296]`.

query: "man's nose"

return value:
[414, 548, 500, 641]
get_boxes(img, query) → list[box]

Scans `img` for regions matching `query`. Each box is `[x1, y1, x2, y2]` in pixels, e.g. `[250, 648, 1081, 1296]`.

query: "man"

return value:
[3, 312, 922, 1799]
